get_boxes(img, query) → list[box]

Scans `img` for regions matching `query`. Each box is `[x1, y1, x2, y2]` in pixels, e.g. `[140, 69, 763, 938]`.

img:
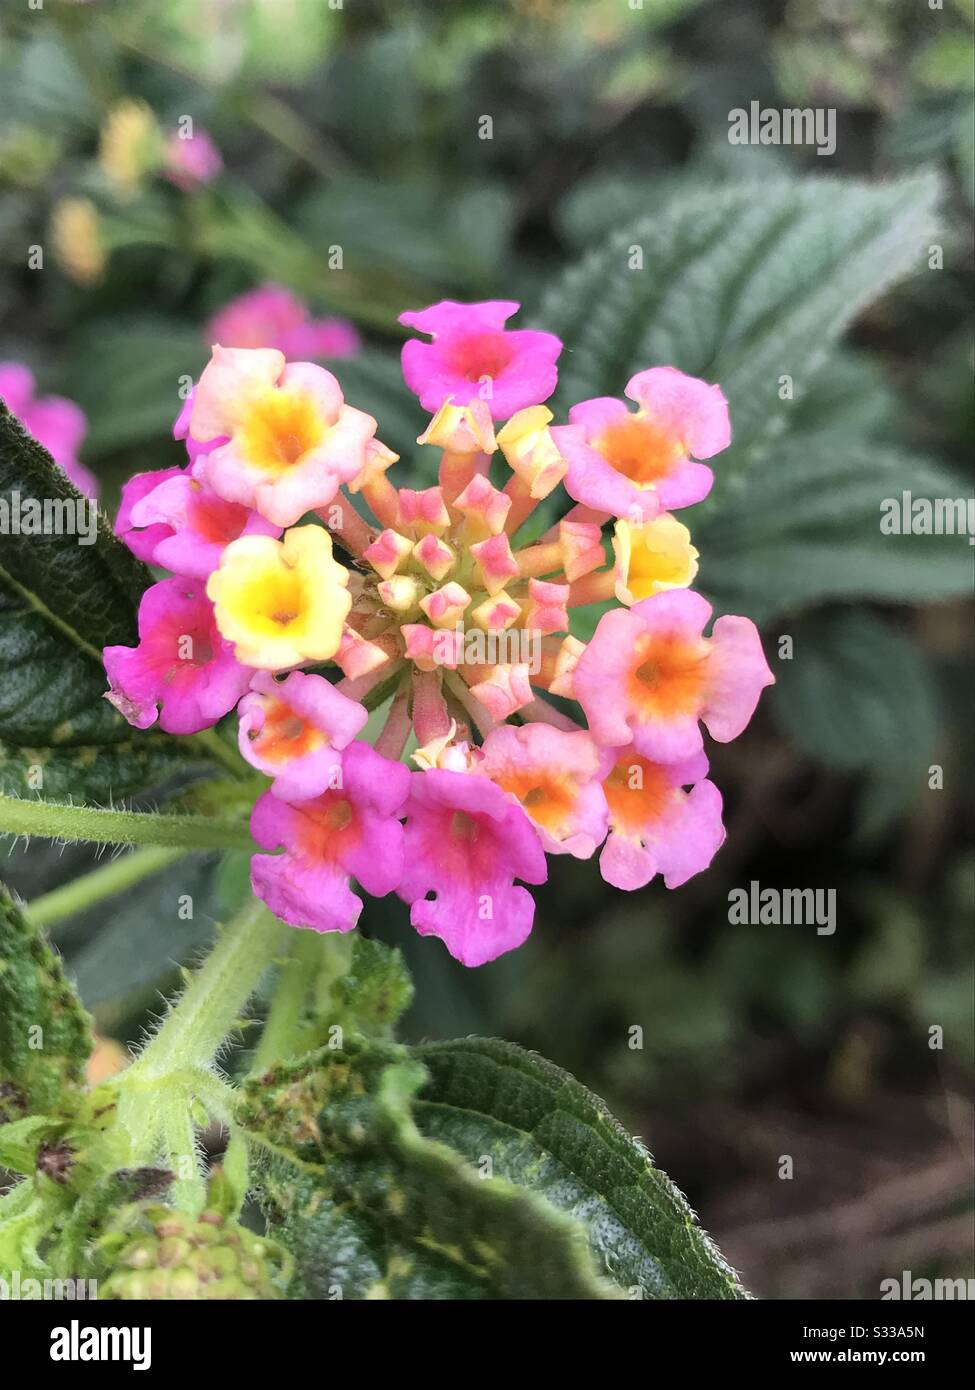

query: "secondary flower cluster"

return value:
[0, 362, 97, 498]
[104, 299, 774, 966]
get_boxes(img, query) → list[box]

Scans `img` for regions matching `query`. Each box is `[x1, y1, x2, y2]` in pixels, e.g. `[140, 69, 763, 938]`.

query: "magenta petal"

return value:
[398, 300, 520, 337]
[102, 577, 252, 735]
[397, 768, 547, 967]
[251, 851, 363, 935]
[248, 743, 410, 935]
[238, 680, 369, 802]
[399, 300, 562, 419]
[115, 468, 184, 563]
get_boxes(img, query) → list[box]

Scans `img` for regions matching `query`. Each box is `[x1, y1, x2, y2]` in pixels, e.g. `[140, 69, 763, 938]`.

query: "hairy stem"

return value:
[132, 899, 285, 1080]
[0, 796, 252, 852]
[252, 934, 321, 1073]
[221, 931, 353, 1213]
[159, 1096, 205, 1216]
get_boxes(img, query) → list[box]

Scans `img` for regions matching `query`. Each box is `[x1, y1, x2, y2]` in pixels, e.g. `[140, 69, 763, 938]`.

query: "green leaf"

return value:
[694, 434, 975, 621]
[62, 852, 242, 1017]
[331, 936, 414, 1040]
[537, 174, 940, 465]
[769, 610, 941, 836]
[0, 1114, 64, 1175]
[0, 404, 214, 802]
[196, 189, 422, 331]
[0, 878, 93, 1120]
[0, 1179, 69, 1283]
[296, 173, 515, 292]
[0, 35, 98, 137]
[62, 317, 207, 455]
[413, 1037, 745, 1300]
[241, 1038, 621, 1299]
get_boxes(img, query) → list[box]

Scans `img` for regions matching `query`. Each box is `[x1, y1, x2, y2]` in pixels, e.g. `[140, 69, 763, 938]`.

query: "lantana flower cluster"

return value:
[104, 300, 773, 967]
[0, 362, 97, 498]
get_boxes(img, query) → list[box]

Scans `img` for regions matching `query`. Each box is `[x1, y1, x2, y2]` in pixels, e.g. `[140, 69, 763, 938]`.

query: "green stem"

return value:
[222, 931, 352, 1213]
[133, 899, 285, 1080]
[0, 796, 252, 852]
[189, 727, 247, 779]
[252, 932, 322, 1072]
[159, 1097, 204, 1216]
[117, 899, 286, 1181]
[28, 846, 189, 929]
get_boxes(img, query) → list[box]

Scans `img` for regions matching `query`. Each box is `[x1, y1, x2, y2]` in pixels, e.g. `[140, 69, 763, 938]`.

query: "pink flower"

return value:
[103, 577, 252, 735]
[250, 741, 409, 935]
[125, 473, 281, 577]
[174, 390, 225, 467]
[237, 669, 368, 801]
[115, 467, 184, 563]
[0, 361, 97, 497]
[397, 768, 548, 967]
[552, 367, 730, 522]
[474, 723, 608, 859]
[574, 589, 774, 763]
[399, 300, 562, 420]
[205, 285, 361, 360]
[599, 749, 725, 890]
[163, 128, 222, 189]
[189, 346, 378, 527]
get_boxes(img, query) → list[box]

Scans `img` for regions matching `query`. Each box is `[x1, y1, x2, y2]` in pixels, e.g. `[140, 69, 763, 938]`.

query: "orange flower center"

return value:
[596, 416, 681, 486]
[251, 700, 325, 764]
[297, 795, 358, 861]
[493, 770, 574, 833]
[604, 755, 671, 832]
[628, 633, 707, 718]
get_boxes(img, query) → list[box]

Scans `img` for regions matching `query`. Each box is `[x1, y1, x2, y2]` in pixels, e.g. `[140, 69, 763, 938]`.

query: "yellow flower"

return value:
[207, 525, 351, 671]
[99, 98, 162, 197]
[50, 197, 105, 285]
[612, 514, 698, 605]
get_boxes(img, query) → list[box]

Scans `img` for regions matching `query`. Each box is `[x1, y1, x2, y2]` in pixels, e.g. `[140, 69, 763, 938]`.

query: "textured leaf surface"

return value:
[413, 1037, 745, 1300]
[694, 434, 974, 621]
[0, 878, 92, 1120]
[241, 1038, 620, 1300]
[537, 175, 939, 467]
[769, 610, 941, 836]
[0, 404, 212, 801]
[331, 936, 414, 1040]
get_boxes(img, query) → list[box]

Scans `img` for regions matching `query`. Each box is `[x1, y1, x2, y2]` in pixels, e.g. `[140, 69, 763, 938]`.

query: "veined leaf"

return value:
[0, 404, 215, 802]
[694, 433, 974, 622]
[413, 1037, 745, 1300]
[0, 878, 92, 1120]
[331, 935, 414, 1040]
[241, 1038, 621, 1300]
[769, 610, 941, 837]
[537, 174, 940, 468]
